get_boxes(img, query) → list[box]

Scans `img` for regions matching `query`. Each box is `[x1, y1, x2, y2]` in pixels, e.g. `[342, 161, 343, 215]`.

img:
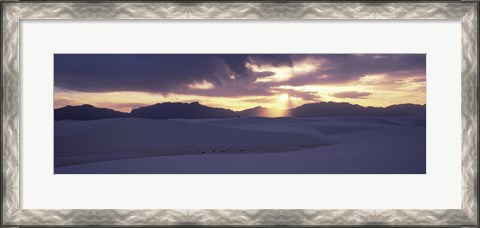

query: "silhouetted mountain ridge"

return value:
[54, 104, 129, 120]
[237, 106, 271, 117]
[292, 102, 426, 117]
[55, 102, 426, 120]
[130, 102, 237, 119]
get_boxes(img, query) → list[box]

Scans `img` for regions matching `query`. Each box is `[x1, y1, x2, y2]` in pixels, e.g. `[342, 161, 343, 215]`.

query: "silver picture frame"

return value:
[2, 1, 478, 227]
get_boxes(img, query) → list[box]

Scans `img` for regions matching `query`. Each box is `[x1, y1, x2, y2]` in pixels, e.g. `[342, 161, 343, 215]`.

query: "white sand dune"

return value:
[55, 115, 426, 174]
[55, 118, 321, 155]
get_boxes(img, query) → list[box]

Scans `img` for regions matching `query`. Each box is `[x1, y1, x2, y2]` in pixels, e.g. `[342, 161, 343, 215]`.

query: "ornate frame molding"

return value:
[2, 2, 477, 226]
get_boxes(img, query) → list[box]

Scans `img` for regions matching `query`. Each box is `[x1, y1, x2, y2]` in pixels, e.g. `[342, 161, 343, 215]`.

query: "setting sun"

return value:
[279, 93, 289, 101]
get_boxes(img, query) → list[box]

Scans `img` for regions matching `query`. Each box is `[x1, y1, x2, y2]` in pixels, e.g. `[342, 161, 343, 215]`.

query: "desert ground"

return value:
[54, 115, 426, 174]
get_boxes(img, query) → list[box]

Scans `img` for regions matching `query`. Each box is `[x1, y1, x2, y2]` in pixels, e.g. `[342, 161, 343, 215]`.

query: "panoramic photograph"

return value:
[54, 54, 426, 174]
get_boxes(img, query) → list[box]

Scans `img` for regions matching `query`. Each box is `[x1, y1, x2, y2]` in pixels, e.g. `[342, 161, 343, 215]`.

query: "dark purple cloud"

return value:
[249, 54, 294, 67]
[55, 54, 293, 93]
[282, 54, 426, 86]
[332, 91, 372, 99]
[54, 54, 425, 97]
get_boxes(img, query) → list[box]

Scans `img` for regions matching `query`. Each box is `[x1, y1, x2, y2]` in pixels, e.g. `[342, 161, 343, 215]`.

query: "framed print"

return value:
[2, 1, 478, 227]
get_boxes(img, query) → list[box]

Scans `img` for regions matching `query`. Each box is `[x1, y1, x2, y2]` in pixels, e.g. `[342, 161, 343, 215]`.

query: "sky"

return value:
[54, 54, 426, 113]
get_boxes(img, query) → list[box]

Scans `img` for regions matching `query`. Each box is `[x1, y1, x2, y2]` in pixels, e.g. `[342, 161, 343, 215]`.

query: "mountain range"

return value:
[54, 102, 426, 121]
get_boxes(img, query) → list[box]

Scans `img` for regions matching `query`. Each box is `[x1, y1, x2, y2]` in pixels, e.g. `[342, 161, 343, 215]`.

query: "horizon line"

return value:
[54, 101, 427, 114]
